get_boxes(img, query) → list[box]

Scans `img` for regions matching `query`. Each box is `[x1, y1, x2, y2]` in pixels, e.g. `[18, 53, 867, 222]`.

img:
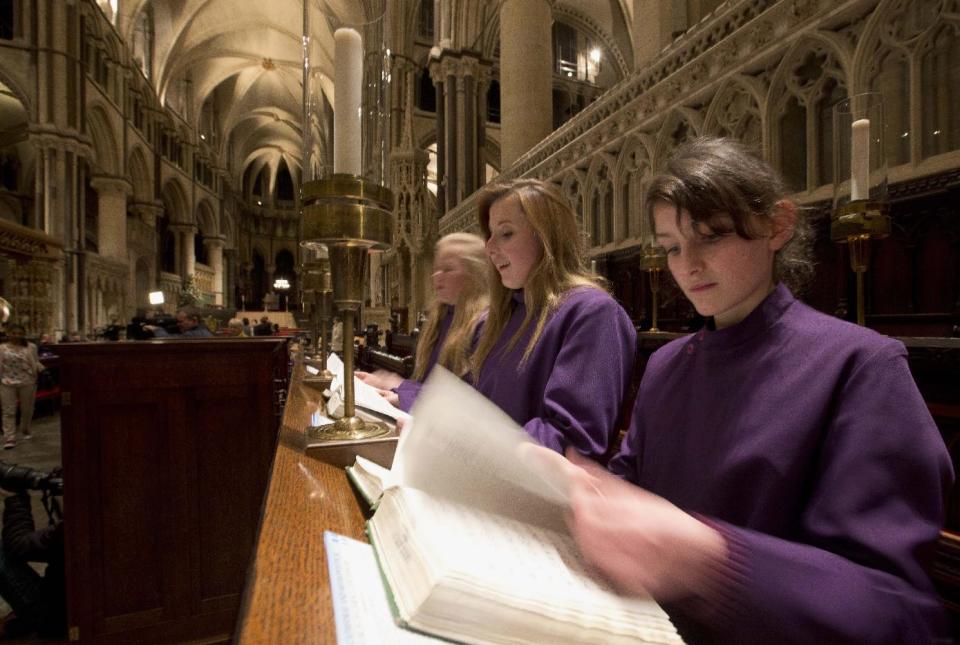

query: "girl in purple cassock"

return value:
[358, 233, 488, 411]
[472, 179, 636, 461]
[528, 137, 953, 643]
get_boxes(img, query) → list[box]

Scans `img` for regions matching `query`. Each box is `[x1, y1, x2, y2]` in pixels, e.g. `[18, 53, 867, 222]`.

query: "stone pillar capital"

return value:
[203, 235, 226, 249]
[89, 175, 132, 196]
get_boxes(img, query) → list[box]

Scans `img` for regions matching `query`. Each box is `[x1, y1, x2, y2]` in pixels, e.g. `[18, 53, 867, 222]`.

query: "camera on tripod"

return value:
[0, 460, 63, 496]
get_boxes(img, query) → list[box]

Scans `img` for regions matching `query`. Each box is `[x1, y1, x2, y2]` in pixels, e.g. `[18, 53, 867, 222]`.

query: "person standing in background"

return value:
[0, 325, 45, 449]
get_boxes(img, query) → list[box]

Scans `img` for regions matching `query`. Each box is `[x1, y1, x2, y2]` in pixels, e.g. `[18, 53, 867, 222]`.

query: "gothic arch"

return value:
[703, 75, 765, 148]
[127, 145, 152, 202]
[553, 2, 630, 81]
[766, 34, 851, 191]
[220, 210, 236, 248]
[585, 154, 616, 247]
[195, 199, 218, 237]
[0, 69, 31, 120]
[560, 170, 586, 227]
[653, 109, 703, 171]
[160, 178, 190, 225]
[616, 135, 654, 241]
[86, 104, 121, 176]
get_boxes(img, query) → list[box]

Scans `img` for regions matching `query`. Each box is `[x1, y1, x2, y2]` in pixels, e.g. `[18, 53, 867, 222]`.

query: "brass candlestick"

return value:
[831, 92, 889, 327]
[830, 202, 890, 326]
[301, 174, 393, 441]
[300, 255, 335, 390]
[641, 241, 667, 332]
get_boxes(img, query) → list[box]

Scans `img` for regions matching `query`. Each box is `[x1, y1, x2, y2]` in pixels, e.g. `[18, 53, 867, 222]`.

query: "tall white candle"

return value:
[334, 27, 363, 176]
[590, 259, 597, 274]
[850, 118, 870, 201]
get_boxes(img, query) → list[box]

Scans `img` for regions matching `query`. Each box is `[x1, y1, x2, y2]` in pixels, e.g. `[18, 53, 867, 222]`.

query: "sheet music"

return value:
[324, 531, 444, 645]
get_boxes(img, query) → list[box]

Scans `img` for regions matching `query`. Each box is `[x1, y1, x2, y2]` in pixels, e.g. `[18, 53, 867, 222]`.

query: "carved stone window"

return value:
[868, 48, 910, 166]
[868, 0, 960, 163]
[619, 144, 650, 240]
[920, 26, 960, 158]
[773, 45, 847, 192]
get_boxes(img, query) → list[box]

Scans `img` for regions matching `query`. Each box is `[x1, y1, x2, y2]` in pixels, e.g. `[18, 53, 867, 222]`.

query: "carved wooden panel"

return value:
[56, 339, 287, 644]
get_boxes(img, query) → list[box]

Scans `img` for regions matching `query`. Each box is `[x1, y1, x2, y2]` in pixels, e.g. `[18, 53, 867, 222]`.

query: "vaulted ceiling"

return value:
[111, 0, 633, 193]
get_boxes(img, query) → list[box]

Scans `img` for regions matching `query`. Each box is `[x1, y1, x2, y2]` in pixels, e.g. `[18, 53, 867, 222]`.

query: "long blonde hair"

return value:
[471, 179, 602, 380]
[413, 232, 489, 380]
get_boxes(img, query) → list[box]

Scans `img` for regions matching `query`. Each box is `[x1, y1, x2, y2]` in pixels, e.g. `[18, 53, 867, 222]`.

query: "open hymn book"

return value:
[356, 367, 683, 644]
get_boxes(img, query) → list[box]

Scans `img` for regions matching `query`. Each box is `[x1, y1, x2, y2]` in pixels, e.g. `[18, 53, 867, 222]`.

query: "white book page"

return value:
[326, 353, 412, 423]
[391, 367, 570, 531]
[380, 489, 680, 644]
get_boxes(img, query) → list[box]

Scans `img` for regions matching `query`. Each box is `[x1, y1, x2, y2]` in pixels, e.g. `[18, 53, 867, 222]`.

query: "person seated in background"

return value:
[225, 319, 244, 337]
[526, 137, 952, 643]
[358, 232, 489, 411]
[146, 307, 213, 338]
[241, 317, 253, 337]
[253, 316, 272, 336]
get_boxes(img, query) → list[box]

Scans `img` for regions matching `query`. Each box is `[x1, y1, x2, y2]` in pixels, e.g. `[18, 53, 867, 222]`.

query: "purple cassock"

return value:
[392, 308, 454, 412]
[610, 284, 953, 644]
[475, 286, 636, 460]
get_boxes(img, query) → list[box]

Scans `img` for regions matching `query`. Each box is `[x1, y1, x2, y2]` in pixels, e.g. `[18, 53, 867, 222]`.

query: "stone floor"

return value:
[0, 405, 66, 644]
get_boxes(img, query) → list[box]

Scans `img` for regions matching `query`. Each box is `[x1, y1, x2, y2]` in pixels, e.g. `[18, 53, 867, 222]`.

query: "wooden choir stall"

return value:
[56, 339, 288, 644]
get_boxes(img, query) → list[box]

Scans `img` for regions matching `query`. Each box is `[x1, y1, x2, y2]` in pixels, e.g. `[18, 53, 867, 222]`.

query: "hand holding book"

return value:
[522, 444, 729, 603]
[361, 368, 684, 644]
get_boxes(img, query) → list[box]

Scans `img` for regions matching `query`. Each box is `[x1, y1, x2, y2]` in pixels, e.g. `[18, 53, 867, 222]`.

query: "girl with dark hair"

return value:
[528, 137, 951, 643]
[472, 178, 635, 461]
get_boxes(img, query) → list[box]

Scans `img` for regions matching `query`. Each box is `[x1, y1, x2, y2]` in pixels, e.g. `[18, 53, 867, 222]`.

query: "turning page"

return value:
[391, 367, 570, 531]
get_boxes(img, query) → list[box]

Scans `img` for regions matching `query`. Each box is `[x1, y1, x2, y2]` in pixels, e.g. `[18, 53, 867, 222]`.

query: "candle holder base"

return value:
[302, 373, 334, 392]
[830, 200, 890, 241]
[306, 416, 391, 442]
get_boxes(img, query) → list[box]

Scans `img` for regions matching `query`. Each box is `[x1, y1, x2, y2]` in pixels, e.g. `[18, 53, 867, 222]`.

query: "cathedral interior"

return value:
[1, 1, 959, 642]
[1, 0, 954, 340]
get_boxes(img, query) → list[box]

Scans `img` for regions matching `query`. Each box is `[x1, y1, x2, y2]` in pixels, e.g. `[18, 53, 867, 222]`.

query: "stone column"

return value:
[166, 223, 196, 278]
[183, 227, 196, 277]
[429, 52, 492, 208]
[499, 0, 553, 168]
[90, 175, 131, 261]
[204, 236, 226, 306]
[632, 1, 686, 68]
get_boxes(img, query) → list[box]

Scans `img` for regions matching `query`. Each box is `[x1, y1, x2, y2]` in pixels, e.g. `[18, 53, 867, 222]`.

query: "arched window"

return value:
[195, 234, 208, 265]
[816, 79, 845, 186]
[417, 0, 434, 41]
[276, 162, 295, 203]
[921, 27, 960, 158]
[779, 97, 806, 192]
[416, 69, 436, 112]
[487, 80, 500, 124]
[773, 46, 846, 192]
[868, 49, 910, 166]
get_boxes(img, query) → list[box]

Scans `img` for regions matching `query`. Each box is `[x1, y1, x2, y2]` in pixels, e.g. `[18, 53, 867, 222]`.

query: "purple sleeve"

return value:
[523, 299, 636, 460]
[607, 403, 642, 481]
[672, 346, 952, 644]
[393, 379, 422, 413]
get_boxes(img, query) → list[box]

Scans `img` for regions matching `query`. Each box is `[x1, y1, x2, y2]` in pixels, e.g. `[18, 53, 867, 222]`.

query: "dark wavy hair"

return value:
[645, 137, 816, 292]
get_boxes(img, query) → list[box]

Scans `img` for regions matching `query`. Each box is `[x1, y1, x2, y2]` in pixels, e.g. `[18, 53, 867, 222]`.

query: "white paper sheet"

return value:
[325, 531, 444, 645]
